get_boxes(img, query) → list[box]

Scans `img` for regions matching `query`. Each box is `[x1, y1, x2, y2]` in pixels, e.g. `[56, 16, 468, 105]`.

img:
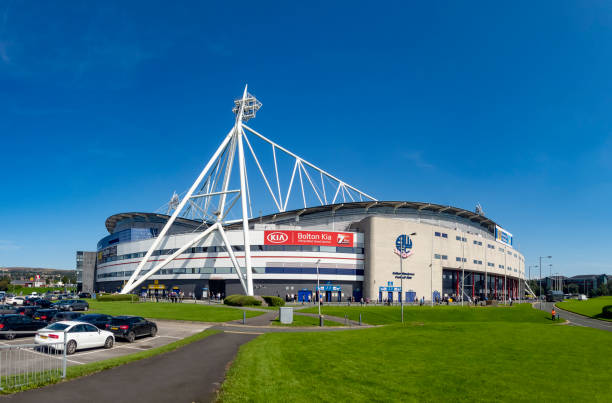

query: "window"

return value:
[442, 255, 448, 260]
[508, 251, 512, 256]
[473, 240, 482, 246]
[499, 247, 504, 252]
[487, 244, 495, 249]
[499, 264, 504, 269]
[456, 257, 467, 262]
[435, 232, 441, 237]
[434, 254, 441, 259]
[456, 236, 467, 242]
[442, 233, 448, 238]
[488, 262, 494, 267]
[435, 232, 448, 238]
[473, 260, 482, 265]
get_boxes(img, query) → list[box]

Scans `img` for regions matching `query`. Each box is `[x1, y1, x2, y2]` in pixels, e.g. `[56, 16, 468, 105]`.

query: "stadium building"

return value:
[94, 203, 525, 302]
[87, 87, 526, 302]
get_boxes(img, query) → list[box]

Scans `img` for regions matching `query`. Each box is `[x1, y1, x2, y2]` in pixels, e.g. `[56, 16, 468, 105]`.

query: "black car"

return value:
[0, 314, 47, 339]
[32, 308, 59, 323]
[78, 314, 113, 330]
[25, 298, 53, 308]
[0, 304, 17, 315]
[106, 316, 157, 343]
[78, 292, 92, 299]
[54, 299, 89, 312]
[50, 311, 83, 323]
[15, 306, 41, 317]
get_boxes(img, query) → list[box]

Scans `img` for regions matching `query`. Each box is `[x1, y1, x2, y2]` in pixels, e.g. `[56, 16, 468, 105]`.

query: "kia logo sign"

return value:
[266, 232, 289, 244]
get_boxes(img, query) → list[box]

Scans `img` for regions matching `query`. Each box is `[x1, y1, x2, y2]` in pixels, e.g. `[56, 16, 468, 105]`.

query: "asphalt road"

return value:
[1, 331, 257, 403]
[537, 302, 612, 332]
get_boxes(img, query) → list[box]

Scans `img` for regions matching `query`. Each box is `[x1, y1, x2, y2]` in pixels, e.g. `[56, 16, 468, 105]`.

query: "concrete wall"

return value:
[356, 216, 524, 301]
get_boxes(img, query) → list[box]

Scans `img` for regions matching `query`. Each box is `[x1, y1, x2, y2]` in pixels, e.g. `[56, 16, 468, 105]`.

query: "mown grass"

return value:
[299, 303, 551, 325]
[219, 306, 611, 402]
[557, 296, 612, 321]
[271, 314, 344, 327]
[87, 300, 263, 322]
[2, 329, 220, 394]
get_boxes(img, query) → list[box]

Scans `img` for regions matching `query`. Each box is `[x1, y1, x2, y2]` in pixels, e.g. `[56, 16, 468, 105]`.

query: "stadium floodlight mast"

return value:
[120, 85, 376, 295]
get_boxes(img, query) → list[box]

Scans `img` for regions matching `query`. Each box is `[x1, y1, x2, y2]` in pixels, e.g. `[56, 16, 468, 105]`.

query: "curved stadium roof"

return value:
[105, 201, 500, 235]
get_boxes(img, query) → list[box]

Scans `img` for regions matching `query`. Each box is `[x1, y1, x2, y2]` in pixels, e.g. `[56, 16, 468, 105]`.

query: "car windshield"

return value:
[110, 318, 128, 325]
[44, 323, 69, 331]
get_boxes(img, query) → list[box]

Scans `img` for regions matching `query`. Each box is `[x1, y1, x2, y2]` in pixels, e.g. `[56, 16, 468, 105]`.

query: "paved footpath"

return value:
[0, 331, 257, 403]
[537, 302, 612, 332]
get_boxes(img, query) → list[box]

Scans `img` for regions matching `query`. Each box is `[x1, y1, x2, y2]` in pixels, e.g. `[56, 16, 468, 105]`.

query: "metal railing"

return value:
[0, 330, 67, 391]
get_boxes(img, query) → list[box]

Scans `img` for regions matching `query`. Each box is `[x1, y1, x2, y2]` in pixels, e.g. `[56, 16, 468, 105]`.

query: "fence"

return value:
[0, 330, 67, 391]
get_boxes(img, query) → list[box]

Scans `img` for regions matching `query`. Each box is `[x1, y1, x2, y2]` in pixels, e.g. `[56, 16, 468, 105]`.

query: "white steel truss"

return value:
[120, 85, 376, 295]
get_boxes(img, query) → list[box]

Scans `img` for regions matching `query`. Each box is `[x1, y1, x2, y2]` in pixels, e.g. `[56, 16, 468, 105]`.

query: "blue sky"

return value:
[0, 1, 610, 276]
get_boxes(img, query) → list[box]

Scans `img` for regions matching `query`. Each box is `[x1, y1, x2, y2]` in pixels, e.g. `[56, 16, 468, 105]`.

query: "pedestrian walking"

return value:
[551, 308, 556, 321]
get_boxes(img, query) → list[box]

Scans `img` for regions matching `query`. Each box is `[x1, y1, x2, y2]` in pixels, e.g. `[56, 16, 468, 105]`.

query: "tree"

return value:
[0, 276, 10, 291]
[596, 283, 608, 297]
[61, 276, 69, 285]
[608, 281, 612, 295]
[568, 284, 579, 295]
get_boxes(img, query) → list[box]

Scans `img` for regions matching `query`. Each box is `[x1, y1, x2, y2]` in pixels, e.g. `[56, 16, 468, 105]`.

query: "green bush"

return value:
[96, 294, 137, 302]
[601, 305, 612, 319]
[224, 295, 262, 307]
[262, 296, 285, 307]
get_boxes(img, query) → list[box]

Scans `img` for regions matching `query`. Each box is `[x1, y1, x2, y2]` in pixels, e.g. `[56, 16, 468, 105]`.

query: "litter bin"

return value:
[279, 307, 293, 324]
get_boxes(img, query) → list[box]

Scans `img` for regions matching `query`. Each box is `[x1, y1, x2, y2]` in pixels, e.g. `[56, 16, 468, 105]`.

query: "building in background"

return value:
[76, 251, 97, 293]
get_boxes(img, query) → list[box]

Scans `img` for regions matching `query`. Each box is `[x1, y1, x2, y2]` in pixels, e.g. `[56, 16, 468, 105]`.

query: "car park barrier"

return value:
[0, 330, 67, 391]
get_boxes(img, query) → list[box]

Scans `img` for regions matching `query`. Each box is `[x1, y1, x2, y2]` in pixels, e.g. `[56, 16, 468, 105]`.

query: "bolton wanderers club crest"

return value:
[394, 234, 414, 258]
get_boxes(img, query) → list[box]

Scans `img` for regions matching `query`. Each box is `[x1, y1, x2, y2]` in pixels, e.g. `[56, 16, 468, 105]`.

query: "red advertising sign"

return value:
[264, 230, 354, 247]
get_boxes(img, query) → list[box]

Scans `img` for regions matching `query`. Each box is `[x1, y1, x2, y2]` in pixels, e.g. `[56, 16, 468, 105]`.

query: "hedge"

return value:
[223, 295, 262, 307]
[262, 296, 285, 307]
[96, 294, 137, 302]
[602, 305, 612, 319]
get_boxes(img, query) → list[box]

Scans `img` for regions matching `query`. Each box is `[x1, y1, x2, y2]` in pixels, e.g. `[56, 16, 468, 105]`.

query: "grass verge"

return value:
[87, 300, 264, 322]
[2, 329, 220, 394]
[557, 296, 612, 321]
[299, 303, 552, 325]
[219, 306, 610, 402]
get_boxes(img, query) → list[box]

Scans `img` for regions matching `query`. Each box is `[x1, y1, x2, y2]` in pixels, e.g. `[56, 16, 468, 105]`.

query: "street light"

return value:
[316, 259, 322, 320]
[538, 256, 552, 309]
[400, 232, 417, 323]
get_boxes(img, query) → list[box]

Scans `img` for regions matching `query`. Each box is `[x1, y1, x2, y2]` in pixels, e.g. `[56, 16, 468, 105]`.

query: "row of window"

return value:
[99, 245, 365, 264]
[97, 267, 365, 279]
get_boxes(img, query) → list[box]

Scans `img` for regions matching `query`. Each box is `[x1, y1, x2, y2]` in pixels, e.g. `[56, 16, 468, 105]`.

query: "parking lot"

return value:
[0, 320, 210, 368]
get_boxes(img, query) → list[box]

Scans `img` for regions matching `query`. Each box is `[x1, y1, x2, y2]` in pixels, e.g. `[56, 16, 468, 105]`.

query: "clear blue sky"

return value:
[1, 1, 610, 276]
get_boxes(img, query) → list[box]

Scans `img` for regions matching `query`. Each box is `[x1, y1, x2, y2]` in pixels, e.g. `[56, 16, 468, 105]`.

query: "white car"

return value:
[35, 321, 115, 355]
[5, 296, 25, 305]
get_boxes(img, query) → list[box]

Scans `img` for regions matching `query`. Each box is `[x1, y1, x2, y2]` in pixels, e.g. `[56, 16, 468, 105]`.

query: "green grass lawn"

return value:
[87, 300, 264, 322]
[271, 314, 344, 327]
[220, 305, 611, 402]
[557, 296, 612, 321]
[299, 303, 551, 325]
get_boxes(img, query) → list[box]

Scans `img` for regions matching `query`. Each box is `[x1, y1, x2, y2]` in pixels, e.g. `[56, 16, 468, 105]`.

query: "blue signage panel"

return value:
[495, 225, 513, 247]
[379, 286, 402, 292]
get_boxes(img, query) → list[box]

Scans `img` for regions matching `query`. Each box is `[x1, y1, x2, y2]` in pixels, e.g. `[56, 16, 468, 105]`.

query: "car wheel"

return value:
[104, 336, 114, 349]
[66, 340, 77, 355]
[150, 326, 157, 337]
[5, 332, 15, 340]
[68, 306, 73, 311]
[126, 331, 135, 343]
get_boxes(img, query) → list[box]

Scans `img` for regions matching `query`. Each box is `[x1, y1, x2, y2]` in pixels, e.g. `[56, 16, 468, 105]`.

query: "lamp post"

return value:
[538, 256, 552, 309]
[316, 259, 322, 319]
[400, 232, 417, 323]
